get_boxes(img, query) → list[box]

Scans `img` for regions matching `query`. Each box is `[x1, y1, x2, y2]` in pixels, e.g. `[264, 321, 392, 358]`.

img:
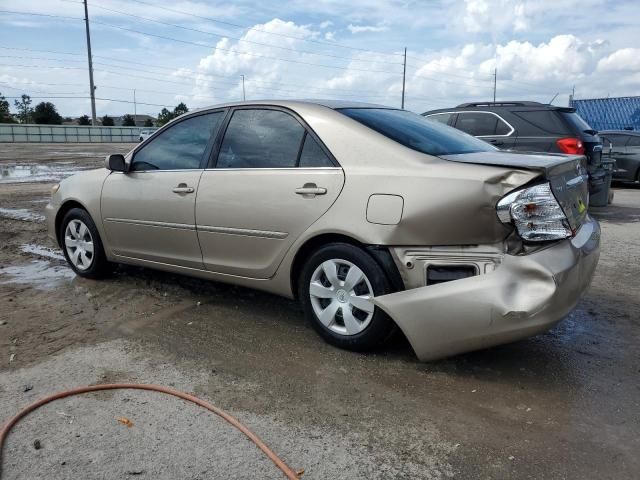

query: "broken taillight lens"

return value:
[496, 183, 572, 242]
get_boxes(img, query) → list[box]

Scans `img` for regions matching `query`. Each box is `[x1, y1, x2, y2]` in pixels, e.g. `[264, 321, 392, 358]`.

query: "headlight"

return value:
[51, 183, 60, 194]
[496, 182, 572, 242]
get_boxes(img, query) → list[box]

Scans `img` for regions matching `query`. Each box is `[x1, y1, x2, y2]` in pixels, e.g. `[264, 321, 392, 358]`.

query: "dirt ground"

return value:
[0, 143, 639, 479]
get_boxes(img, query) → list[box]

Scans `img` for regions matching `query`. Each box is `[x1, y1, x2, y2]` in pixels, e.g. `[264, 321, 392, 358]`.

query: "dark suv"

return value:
[423, 101, 605, 197]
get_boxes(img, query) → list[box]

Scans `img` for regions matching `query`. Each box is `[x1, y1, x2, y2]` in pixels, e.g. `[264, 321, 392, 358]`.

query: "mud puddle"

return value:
[0, 207, 45, 222]
[20, 243, 65, 261]
[0, 164, 93, 184]
[0, 260, 75, 290]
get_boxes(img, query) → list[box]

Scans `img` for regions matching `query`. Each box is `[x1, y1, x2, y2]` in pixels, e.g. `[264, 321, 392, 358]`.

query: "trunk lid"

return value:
[442, 151, 589, 231]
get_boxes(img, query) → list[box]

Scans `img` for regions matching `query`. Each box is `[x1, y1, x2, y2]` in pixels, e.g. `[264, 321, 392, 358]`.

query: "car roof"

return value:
[189, 99, 396, 114]
[423, 102, 575, 116]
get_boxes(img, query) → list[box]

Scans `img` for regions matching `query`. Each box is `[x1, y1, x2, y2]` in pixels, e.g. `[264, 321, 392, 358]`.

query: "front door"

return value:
[196, 107, 345, 279]
[101, 111, 225, 268]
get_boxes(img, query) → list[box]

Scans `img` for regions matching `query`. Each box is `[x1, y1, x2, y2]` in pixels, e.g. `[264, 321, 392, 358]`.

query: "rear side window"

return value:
[217, 109, 305, 168]
[299, 133, 334, 168]
[627, 136, 640, 147]
[131, 112, 223, 171]
[338, 108, 495, 156]
[425, 113, 452, 125]
[455, 112, 498, 136]
[512, 110, 570, 135]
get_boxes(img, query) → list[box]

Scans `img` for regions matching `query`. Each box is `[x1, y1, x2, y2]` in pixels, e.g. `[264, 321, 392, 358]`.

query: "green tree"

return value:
[0, 92, 15, 123]
[174, 102, 189, 116]
[14, 94, 33, 124]
[157, 103, 189, 126]
[143, 118, 154, 127]
[157, 107, 174, 126]
[101, 115, 114, 126]
[78, 115, 91, 125]
[122, 114, 136, 126]
[32, 102, 63, 124]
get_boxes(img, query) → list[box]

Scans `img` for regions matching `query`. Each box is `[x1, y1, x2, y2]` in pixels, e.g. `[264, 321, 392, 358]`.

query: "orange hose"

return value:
[0, 383, 299, 480]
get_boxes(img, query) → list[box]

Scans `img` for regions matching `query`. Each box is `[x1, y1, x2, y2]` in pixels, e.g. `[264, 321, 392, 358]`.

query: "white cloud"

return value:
[324, 31, 335, 41]
[347, 24, 388, 34]
[319, 20, 333, 29]
[596, 48, 640, 72]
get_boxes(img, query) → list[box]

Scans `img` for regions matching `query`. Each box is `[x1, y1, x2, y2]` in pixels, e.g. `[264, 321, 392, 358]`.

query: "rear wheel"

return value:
[60, 208, 110, 278]
[299, 243, 396, 352]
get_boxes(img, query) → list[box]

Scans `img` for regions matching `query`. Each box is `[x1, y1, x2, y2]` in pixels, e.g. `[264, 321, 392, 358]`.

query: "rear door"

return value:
[101, 111, 225, 268]
[196, 107, 344, 279]
[601, 134, 630, 180]
[453, 111, 516, 149]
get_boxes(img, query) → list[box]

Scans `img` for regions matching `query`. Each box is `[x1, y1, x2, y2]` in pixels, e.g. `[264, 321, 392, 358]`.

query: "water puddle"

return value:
[21, 243, 65, 261]
[0, 207, 45, 222]
[0, 260, 75, 290]
[0, 163, 93, 184]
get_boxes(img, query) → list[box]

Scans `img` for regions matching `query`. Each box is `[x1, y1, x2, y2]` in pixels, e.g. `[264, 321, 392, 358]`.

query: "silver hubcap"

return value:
[64, 219, 94, 271]
[309, 259, 375, 336]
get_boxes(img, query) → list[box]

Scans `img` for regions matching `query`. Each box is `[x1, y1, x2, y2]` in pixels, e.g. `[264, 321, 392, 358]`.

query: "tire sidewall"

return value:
[60, 208, 109, 278]
[299, 243, 395, 351]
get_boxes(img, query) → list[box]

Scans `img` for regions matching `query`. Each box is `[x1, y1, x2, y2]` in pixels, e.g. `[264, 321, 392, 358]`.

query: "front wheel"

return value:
[60, 208, 110, 278]
[298, 243, 396, 352]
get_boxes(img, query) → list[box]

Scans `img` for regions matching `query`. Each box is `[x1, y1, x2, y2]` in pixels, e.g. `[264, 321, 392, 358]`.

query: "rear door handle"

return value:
[172, 183, 195, 194]
[295, 183, 327, 196]
[489, 139, 504, 146]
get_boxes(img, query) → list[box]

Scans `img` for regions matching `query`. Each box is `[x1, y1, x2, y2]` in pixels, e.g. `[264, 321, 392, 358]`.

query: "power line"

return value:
[85, 2, 404, 67]
[111, 0, 404, 59]
[90, 20, 403, 75]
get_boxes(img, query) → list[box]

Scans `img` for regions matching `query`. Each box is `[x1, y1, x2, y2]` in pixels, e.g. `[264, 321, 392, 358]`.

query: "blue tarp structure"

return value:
[570, 96, 640, 131]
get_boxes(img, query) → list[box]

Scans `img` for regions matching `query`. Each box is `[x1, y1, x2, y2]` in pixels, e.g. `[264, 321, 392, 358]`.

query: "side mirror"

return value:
[105, 154, 127, 172]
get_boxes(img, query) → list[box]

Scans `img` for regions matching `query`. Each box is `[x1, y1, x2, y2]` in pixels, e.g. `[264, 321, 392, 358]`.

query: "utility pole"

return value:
[241, 75, 246, 101]
[492, 67, 497, 104]
[83, 0, 97, 125]
[133, 89, 137, 124]
[569, 85, 575, 107]
[401, 47, 407, 109]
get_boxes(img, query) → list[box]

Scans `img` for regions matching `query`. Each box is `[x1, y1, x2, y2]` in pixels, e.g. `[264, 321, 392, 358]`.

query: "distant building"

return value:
[570, 96, 640, 131]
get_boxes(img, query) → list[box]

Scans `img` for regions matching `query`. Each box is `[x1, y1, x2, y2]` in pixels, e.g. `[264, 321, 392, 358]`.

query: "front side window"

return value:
[339, 108, 496, 156]
[217, 109, 305, 168]
[131, 112, 224, 171]
[455, 112, 499, 136]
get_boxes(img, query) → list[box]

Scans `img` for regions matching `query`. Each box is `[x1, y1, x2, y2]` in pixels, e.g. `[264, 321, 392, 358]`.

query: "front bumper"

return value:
[45, 202, 58, 244]
[374, 216, 601, 361]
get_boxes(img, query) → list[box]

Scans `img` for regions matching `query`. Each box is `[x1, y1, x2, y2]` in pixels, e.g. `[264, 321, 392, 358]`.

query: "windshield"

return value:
[338, 108, 496, 156]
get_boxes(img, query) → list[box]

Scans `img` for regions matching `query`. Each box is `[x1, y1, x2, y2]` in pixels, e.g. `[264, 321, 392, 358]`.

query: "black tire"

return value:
[298, 242, 396, 352]
[59, 208, 110, 279]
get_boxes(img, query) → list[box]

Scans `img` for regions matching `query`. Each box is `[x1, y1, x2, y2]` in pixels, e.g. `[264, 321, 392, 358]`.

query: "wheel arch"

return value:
[54, 200, 90, 247]
[289, 233, 404, 299]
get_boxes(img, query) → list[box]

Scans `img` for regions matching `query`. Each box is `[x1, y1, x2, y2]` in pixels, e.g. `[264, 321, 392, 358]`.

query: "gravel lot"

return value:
[1, 143, 639, 479]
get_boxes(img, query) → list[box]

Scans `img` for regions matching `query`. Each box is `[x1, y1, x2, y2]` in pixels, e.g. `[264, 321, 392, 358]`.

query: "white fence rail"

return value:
[0, 124, 149, 143]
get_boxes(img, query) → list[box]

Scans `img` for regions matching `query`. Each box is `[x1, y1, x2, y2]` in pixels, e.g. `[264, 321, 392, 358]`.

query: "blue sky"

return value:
[1, 0, 639, 118]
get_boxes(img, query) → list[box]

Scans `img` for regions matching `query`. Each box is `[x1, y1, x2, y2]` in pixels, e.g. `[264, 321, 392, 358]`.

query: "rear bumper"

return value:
[374, 216, 600, 361]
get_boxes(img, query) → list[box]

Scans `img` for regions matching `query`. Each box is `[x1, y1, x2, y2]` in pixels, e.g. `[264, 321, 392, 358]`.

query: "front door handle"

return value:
[172, 183, 195, 194]
[295, 183, 327, 197]
[489, 139, 504, 146]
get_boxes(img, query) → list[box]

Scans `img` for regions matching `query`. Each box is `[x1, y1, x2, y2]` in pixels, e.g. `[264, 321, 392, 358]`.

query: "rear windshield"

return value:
[561, 112, 595, 133]
[338, 108, 496, 156]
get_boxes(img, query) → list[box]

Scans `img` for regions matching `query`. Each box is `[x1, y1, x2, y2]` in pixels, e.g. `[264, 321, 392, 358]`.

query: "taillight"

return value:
[497, 183, 572, 242]
[556, 137, 585, 155]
